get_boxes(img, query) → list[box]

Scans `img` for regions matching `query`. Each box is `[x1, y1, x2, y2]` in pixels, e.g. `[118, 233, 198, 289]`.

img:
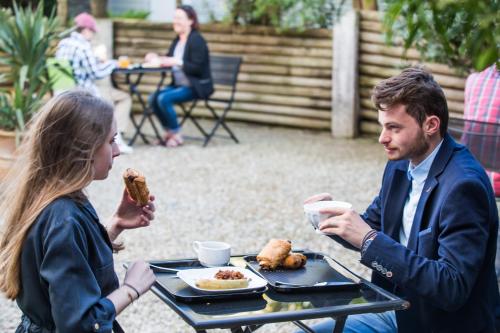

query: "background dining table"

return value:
[112, 66, 171, 146]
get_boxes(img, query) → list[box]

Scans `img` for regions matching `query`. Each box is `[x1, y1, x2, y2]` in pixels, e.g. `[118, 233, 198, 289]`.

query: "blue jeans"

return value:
[149, 86, 194, 132]
[295, 311, 397, 333]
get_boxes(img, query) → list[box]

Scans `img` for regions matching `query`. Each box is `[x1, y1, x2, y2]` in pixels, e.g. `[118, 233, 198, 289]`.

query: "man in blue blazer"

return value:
[303, 67, 500, 332]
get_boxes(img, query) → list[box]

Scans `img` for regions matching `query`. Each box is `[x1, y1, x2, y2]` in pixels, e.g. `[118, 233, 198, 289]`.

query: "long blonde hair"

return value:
[0, 90, 114, 299]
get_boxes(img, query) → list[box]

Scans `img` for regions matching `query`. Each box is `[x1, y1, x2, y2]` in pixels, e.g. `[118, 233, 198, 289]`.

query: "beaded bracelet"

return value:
[123, 283, 140, 300]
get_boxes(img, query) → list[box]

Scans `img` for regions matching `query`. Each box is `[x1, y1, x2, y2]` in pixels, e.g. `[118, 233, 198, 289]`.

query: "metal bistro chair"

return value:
[179, 55, 242, 147]
[448, 117, 500, 173]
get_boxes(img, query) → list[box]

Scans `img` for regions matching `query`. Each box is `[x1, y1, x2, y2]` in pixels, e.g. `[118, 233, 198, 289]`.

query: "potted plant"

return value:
[0, 2, 61, 178]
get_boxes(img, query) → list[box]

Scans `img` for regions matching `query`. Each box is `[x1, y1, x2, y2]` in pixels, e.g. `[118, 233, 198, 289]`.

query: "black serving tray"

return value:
[150, 259, 268, 303]
[188, 295, 268, 315]
[243, 252, 360, 293]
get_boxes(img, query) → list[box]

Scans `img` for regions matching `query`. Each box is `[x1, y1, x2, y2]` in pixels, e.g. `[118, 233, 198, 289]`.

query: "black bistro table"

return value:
[112, 66, 171, 146]
[148, 254, 409, 333]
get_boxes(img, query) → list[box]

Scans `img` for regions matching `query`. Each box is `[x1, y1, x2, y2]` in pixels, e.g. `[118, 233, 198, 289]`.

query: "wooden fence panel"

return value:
[0, 15, 469, 136]
[358, 10, 467, 135]
[113, 21, 333, 129]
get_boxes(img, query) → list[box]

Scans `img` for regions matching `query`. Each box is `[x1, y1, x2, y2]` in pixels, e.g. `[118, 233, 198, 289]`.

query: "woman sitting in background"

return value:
[145, 5, 213, 147]
[0, 90, 156, 333]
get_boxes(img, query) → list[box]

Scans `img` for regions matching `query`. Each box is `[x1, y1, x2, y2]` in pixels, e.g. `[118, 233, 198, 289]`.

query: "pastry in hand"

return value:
[123, 168, 150, 206]
[257, 239, 292, 270]
[282, 253, 307, 269]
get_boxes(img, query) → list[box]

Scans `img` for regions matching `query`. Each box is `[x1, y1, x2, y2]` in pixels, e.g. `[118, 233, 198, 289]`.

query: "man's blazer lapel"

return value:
[384, 167, 411, 241]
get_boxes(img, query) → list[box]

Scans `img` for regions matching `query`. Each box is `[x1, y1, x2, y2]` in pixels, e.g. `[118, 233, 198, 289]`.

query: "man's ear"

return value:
[424, 116, 440, 135]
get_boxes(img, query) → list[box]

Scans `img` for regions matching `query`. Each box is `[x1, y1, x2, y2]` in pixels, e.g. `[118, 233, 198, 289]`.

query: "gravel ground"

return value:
[0, 121, 387, 332]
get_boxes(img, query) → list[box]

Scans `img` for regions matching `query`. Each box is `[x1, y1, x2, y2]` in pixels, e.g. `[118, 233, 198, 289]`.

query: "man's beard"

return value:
[391, 130, 430, 162]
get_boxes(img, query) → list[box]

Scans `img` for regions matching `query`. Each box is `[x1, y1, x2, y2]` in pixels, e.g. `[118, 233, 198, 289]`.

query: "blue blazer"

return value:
[359, 134, 499, 332]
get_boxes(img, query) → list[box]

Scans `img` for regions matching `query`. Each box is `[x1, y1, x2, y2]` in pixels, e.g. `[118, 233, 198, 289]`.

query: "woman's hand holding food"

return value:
[107, 189, 155, 241]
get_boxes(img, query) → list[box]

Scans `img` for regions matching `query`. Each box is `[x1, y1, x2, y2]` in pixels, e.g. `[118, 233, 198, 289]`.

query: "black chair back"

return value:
[178, 55, 243, 146]
[210, 55, 242, 88]
[448, 117, 500, 172]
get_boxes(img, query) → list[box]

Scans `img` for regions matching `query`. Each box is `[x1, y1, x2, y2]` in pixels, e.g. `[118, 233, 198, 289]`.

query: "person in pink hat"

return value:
[56, 12, 134, 154]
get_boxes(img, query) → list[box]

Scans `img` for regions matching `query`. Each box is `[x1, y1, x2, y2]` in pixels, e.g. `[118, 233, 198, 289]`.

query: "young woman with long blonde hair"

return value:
[0, 90, 156, 333]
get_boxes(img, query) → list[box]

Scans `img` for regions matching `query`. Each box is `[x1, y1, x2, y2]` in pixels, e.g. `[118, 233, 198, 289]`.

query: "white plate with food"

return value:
[177, 267, 268, 294]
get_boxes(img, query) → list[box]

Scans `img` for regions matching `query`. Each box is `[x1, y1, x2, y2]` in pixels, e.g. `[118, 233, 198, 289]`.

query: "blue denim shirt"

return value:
[16, 196, 119, 333]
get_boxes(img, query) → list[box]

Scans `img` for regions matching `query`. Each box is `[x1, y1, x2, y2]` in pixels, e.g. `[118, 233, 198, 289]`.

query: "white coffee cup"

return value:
[192, 241, 231, 267]
[303, 200, 353, 232]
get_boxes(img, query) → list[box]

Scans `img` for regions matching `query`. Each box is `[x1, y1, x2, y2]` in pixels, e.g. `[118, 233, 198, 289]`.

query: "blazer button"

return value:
[94, 323, 100, 331]
[386, 271, 393, 278]
[381, 268, 387, 274]
[371, 261, 378, 268]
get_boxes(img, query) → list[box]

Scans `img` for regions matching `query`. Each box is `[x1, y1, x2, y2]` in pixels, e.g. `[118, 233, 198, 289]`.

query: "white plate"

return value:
[177, 267, 268, 294]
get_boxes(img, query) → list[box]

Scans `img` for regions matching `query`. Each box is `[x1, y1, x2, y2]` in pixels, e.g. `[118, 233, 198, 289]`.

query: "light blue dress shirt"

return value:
[400, 140, 444, 247]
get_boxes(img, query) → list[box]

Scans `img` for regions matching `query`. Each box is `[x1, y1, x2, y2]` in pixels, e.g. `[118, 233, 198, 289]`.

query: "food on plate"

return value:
[214, 269, 245, 280]
[282, 253, 307, 269]
[195, 278, 249, 290]
[123, 168, 150, 206]
[257, 239, 292, 270]
[194, 270, 250, 290]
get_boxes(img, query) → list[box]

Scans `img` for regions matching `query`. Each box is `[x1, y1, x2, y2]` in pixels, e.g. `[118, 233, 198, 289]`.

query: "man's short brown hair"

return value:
[371, 66, 448, 137]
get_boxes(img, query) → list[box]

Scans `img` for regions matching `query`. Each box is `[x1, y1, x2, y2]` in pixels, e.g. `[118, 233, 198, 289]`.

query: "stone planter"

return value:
[0, 129, 17, 181]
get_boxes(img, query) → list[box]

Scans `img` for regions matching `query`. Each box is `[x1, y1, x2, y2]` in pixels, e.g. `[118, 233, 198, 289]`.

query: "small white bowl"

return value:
[303, 200, 352, 231]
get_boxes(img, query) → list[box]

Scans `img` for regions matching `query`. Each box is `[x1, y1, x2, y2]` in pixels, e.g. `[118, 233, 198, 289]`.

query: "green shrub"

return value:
[226, 0, 346, 30]
[383, 0, 499, 73]
[108, 10, 150, 20]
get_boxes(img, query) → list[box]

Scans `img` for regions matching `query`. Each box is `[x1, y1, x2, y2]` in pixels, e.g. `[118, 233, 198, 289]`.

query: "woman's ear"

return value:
[424, 115, 440, 136]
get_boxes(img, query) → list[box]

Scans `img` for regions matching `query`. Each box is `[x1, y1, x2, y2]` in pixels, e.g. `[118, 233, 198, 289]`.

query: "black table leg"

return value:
[230, 324, 263, 332]
[332, 316, 346, 333]
[127, 73, 151, 145]
[292, 321, 315, 333]
[293, 317, 347, 333]
[133, 82, 164, 144]
[129, 112, 151, 145]
[111, 68, 171, 146]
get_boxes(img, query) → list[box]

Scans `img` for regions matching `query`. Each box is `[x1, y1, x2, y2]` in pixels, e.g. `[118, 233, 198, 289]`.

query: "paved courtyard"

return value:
[0, 121, 387, 332]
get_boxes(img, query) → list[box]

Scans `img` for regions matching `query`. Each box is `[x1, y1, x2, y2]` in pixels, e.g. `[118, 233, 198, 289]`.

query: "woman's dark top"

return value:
[167, 29, 214, 99]
[16, 197, 119, 333]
